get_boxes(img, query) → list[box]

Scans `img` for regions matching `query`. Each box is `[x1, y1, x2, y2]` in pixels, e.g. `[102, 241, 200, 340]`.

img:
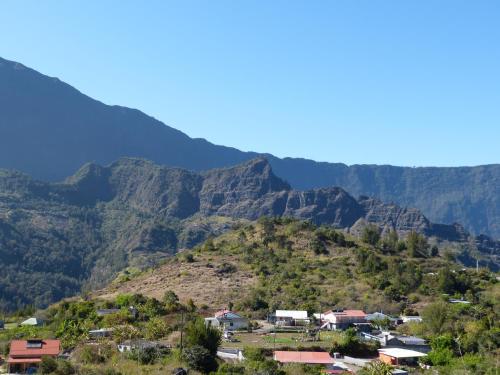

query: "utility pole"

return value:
[180, 310, 185, 356]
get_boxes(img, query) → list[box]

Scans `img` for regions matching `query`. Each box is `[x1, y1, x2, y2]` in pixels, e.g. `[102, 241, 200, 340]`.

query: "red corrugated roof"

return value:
[7, 357, 42, 364]
[9, 340, 60, 358]
[323, 310, 366, 317]
[274, 351, 333, 364]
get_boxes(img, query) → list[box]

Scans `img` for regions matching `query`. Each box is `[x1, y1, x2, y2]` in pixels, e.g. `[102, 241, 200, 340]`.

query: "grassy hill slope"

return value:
[99, 217, 497, 317]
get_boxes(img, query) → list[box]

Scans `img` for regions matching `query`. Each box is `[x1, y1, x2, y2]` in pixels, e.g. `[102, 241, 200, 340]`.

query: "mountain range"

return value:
[0, 157, 498, 311]
[0, 56, 499, 238]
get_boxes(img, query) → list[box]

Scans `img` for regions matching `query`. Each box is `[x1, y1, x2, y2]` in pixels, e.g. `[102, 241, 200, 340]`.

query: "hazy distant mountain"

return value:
[0, 57, 498, 237]
[0, 157, 497, 310]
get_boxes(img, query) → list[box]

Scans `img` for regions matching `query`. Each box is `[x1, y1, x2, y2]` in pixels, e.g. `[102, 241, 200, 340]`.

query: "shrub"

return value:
[183, 345, 217, 373]
[361, 224, 381, 246]
[40, 355, 58, 374]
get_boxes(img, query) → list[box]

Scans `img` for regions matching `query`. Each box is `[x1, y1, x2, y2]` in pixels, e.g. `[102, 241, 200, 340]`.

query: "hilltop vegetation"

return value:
[103, 217, 498, 317]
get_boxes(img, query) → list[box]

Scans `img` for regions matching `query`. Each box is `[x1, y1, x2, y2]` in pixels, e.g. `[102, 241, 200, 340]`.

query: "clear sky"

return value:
[1, 1, 499, 166]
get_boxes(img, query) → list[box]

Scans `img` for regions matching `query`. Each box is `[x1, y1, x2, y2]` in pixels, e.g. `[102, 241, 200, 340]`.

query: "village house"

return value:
[319, 309, 368, 331]
[274, 351, 333, 365]
[378, 348, 427, 366]
[362, 331, 430, 353]
[399, 315, 423, 324]
[7, 339, 60, 374]
[268, 310, 310, 326]
[205, 310, 249, 331]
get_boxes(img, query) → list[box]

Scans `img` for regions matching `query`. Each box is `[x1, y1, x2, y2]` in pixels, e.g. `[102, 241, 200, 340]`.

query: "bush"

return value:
[361, 224, 381, 246]
[77, 345, 106, 364]
[128, 346, 161, 365]
[40, 355, 58, 374]
[215, 363, 245, 374]
[406, 231, 429, 257]
[183, 345, 217, 373]
[54, 360, 75, 375]
[145, 317, 170, 340]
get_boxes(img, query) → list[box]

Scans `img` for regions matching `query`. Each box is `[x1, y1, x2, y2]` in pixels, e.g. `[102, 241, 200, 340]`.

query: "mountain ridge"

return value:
[0, 157, 498, 310]
[0, 56, 499, 237]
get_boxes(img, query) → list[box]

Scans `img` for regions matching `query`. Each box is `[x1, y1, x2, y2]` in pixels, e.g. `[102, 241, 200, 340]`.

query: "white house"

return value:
[379, 348, 427, 366]
[205, 310, 249, 331]
[400, 316, 423, 324]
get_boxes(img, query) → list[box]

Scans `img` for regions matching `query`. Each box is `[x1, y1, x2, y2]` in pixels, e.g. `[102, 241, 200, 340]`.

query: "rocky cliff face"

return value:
[1, 56, 499, 238]
[0, 157, 498, 310]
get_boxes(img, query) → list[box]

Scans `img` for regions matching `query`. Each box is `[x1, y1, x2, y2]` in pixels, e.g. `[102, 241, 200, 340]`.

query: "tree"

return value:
[185, 317, 221, 357]
[163, 290, 181, 312]
[431, 245, 439, 257]
[406, 231, 429, 257]
[358, 361, 393, 375]
[145, 317, 170, 340]
[371, 317, 391, 330]
[422, 301, 449, 335]
[310, 237, 327, 255]
[380, 230, 399, 254]
[361, 224, 381, 246]
[40, 356, 58, 374]
[183, 345, 217, 373]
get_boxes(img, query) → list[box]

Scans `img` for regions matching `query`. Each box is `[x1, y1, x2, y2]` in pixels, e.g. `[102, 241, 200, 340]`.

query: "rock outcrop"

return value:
[0, 157, 498, 310]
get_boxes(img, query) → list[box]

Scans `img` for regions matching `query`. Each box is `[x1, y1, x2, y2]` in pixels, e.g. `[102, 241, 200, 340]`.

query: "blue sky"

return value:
[1, 1, 499, 166]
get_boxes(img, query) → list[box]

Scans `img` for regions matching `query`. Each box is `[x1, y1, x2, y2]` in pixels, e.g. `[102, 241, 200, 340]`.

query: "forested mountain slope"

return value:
[1, 56, 498, 237]
[0, 158, 498, 311]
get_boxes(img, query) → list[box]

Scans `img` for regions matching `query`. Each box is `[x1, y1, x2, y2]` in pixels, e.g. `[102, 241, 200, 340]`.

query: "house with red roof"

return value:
[8, 339, 60, 374]
[274, 351, 334, 365]
[319, 309, 368, 331]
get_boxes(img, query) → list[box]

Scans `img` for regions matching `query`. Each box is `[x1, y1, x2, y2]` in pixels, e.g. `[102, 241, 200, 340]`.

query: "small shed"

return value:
[89, 328, 113, 339]
[20, 318, 43, 327]
[270, 310, 310, 326]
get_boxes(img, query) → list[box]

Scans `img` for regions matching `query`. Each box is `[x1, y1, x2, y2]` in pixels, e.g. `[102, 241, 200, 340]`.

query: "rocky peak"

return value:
[199, 158, 291, 215]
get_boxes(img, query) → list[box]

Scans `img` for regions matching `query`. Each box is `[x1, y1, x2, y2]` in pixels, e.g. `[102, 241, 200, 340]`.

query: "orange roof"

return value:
[7, 357, 42, 364]
[324, 310, 366, 317]
[274, 351, 333, 364]
[9, 340, 60, 358]
[215, 309, 231, 317]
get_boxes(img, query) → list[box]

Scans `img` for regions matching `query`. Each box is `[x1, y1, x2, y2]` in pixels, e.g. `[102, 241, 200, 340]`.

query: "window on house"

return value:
[26, 340, 43, 349]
